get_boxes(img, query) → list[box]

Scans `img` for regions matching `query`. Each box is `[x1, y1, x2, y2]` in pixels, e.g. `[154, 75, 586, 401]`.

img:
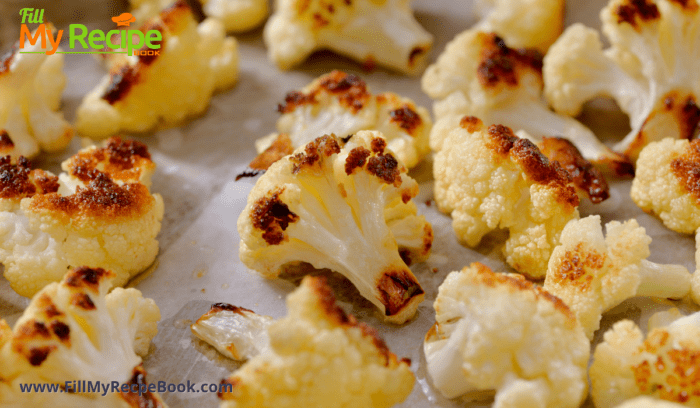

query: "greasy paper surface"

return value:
[0, 0, 698, 407]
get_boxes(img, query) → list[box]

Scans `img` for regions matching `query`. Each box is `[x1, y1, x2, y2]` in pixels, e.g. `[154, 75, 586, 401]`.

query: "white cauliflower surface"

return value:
[0, 137, 164, 297]
[0, 266, 166, 407]
[252, 70, 431, 170]
[263, 0, 433, 75]
[424, 263, 590, 407]
[544, 0, 700, 161]
[2, 2, 700, 408]
[76, 0, 239, 139]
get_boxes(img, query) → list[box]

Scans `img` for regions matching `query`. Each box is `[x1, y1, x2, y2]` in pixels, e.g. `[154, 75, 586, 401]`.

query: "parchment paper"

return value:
[1, 0, 698, 407]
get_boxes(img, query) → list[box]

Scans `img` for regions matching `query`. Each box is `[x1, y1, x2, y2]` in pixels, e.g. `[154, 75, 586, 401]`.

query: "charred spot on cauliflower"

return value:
[251, 188, 299, 245]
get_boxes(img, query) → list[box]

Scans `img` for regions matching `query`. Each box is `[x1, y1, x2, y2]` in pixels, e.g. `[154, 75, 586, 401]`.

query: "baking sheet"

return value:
[1, 0, 699, 407]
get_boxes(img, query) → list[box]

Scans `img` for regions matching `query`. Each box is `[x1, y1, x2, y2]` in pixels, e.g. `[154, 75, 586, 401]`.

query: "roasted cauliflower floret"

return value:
[76, 1, 239, 139]
[631, 138, 700, 234]
[253, 71, 431, 170]
[422, 29, 632, 176]
[218, 275, 414, 408]
[424, 263, 589, 407]
[263, 0, 433, 75]
[0, 266, 165, 407]
[544, 0, 700, 161]
[238, 131, 432, 323]
[474, 0, 565, 52]
[544, 215, 691, 339]
[191, 303, 273, 360]
[590, 312, 700, 408]
[130, 0, 268, 32]
[0, 32, 73, 158]
[433, 118, 579, 278]
[0, 138, 164, 298]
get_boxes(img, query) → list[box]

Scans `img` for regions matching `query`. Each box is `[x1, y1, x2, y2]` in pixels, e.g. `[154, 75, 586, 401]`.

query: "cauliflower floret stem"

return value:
[425, 318, 478, 399]
[636, 259, 691, 299]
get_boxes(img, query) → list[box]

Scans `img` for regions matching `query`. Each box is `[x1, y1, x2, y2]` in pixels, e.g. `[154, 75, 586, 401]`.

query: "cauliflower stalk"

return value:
[254, 70, 431, 170]
[0, 138, 164, 298]
[544, 0, 700, 161]
[130, 0, 268, 32]
[263, 0, 433, 75]
[423, 29, 633, 176]
[218, 275, 414, 408]
[76, 0, 239, 139]
[432, 117, 579, 278]
[544, 215, 691, 339]
[191, 303, 273, 360]
[238, 131, 432, 324]
[631, 138, 700, 234]
[0, 266, 165, 407]
[590, 311, 700, 408]
[473, 0, 565, 53]
[424, 263, 589, 407]
[0, 28, 73, 158]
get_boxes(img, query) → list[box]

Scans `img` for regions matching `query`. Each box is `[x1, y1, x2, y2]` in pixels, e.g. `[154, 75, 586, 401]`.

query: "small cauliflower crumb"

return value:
[191, 303, 273, 360]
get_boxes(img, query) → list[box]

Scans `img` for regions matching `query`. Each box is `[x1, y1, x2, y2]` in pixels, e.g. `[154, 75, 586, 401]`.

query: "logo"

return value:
[112, 13, 136, 27]
[18, 8, 162, 57]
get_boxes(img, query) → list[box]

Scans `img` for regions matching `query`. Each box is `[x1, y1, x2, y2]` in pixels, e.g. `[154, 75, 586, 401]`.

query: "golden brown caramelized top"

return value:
[0, 156, 60, 200]
[250, 187, 299, 245]
[28, 172, 154, 220]
[633, 328, 700, 402]
[539, 137, 610, 203]
[249, 134, 295, 171]
[102, 1, 191, 104]
[64, 266, 114, 294]
[459, 116, 484, 132]
[615, 0, 661, 27]
[671, 139, 700, 204]
[468, 262, 577, 325]
[66, 137, 153, 183]
[278, 71, 371, 114]
[389, 105, 422, 134]
[476, 33, 543, 88]
[483, 124, 579, 208]
[290, 134, 342, 173]
[0, 130, 14, 153]
[547, 242, 605, 292]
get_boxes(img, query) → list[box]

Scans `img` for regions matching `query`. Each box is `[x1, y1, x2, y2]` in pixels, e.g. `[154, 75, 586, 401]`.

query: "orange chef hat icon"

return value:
[112, 13, 136, 27]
